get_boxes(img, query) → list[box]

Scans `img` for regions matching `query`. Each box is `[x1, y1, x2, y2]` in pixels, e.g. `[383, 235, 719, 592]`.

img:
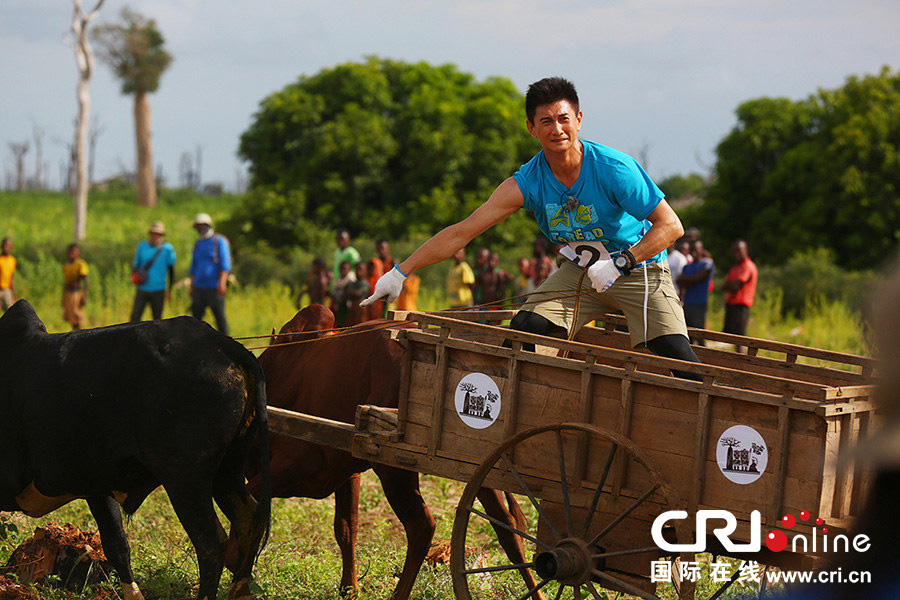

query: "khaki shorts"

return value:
[520, 259, 687, 346]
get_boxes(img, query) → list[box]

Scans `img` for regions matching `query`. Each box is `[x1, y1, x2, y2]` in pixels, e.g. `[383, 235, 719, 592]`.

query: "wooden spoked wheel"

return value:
[450, 423, 687, 600]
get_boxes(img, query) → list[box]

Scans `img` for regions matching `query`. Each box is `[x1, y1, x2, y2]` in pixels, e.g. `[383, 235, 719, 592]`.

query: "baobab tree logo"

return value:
[715, 425, 769, 485]
[454, 373, 502, 430]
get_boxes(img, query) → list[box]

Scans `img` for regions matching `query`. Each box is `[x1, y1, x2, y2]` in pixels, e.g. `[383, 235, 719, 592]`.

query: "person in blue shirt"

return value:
[677, 239, 715, 345]
[363, 77, 700, 372]
[189, 212, 232, 335]
[130, 220, 176, 321]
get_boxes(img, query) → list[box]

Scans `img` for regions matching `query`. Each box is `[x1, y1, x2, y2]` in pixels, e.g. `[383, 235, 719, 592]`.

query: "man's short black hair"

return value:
[525, 77, 579, 123]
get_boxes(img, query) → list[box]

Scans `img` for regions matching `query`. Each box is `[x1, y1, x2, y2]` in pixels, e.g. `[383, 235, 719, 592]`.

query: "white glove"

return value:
[587, 258, 621, 293]
[360, 265, 407, 306]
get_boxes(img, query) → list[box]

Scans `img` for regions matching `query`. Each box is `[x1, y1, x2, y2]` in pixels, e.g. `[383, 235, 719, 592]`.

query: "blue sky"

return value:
[2, 0, 898, 191]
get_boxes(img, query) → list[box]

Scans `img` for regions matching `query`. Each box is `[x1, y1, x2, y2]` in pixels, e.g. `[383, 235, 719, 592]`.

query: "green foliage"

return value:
[696, 66, 900, 269]
[235, 57, 537, 249]
[758, 247, 877, 318]
[657, 172, 707, 201]
[92, 8, 173, 95]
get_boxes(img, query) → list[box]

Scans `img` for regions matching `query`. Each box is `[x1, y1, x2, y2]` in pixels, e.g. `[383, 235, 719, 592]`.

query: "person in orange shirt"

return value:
[367, 239, 394, 319]
[722, 239, 758, 347]
[0, 237, 17, 312]
[394, 273, 420, 312]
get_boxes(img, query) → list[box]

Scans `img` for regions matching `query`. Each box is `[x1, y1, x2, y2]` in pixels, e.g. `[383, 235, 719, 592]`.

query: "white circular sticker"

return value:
[454, 373, 502, 430]
[716, 425, 768, 485]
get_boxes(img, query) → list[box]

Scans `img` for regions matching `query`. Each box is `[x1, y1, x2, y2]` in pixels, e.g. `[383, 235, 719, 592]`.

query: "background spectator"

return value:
[332, 259, 356, 327]
[130, 220, 176, 322]
[300, 257, 331, 308]
[394, 273, 420, 312]
[62, 243, 88, 330]
[189, 212, 232, 335]
[332, 229, 360, 291]
[677, 239, 715, 345]
[344, 262, 371, 326]
[446, 247, 475, 308]
[723, 239, 758, 351]
[0, 237, 17, 312]
[367, 239, 394, 318]
[667, 236, 691, 285]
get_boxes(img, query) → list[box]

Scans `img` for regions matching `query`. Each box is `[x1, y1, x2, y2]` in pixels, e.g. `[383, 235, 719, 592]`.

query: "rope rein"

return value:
[237, 286, 593, 352]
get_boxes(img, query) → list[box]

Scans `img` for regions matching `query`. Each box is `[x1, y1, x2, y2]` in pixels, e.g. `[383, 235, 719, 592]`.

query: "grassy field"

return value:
[0, 190, 875, 599]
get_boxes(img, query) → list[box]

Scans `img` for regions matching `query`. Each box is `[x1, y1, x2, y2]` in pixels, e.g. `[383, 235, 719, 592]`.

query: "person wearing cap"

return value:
[189, 213, 232, 335]
[130, 220, 177, 321]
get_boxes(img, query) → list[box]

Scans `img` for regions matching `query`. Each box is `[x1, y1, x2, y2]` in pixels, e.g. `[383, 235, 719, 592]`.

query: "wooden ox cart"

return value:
[267, 310, 877, 599]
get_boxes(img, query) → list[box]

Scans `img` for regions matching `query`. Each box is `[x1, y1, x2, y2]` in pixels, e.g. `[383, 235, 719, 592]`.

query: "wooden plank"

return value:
[503, 347, 522, 464]
[689, 393, 711, 512]
[838, 412, 861, 519]
[267, 406, 356, 451]
[770, 405, 792, 523]
[577, 326, 870, 387]
[428, 327, 451, 456]
[403, 329, 828, 411]
[612, 368, 635, 495]
[396, 336, 413, 437]
[400, 316, 843, 399]
[574, 357, 596, 483]
[390, 309, 517, 322]
[590, 315, 875, 371]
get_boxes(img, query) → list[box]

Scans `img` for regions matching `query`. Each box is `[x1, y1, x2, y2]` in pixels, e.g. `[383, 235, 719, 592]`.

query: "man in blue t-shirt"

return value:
[130, 220, 177, 321]
[189, 212, 232, 335]
[363, 77, 700, 372]
[677, 239, 715, 345]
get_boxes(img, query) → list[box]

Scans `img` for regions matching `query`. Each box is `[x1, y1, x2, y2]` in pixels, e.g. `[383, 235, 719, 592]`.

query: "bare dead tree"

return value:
[179, 151, 194, 189]
[67, 0, 106, 241]
[88, 116, 104, 188]
[194, 145, 202, 191]
[32, 124, 45, 190]
[8, 141, 29, 192]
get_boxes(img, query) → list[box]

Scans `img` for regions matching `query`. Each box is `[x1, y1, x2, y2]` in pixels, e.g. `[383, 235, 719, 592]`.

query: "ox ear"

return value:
[0, 299, 47, 338]
[269, 327, 276, 347]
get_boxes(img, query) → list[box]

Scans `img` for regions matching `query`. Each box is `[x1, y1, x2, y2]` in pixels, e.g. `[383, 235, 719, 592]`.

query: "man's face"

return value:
[527, 100, 582, 154]
[1, 240, 11, 254]
[337, 232, 350, 249]
[195, 224, 210, 236]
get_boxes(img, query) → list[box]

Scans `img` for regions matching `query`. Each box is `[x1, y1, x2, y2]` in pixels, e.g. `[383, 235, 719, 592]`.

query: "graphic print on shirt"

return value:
[545, 200, 605, 245]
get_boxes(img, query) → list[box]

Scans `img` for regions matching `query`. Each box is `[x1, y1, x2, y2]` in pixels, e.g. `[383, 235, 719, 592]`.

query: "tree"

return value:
[68, 0, 105, 240]
[92, 8, 172, 207]
[235, 58, 537, 249]
[696, 67, 900, 269]
[8, 141, 28, 191]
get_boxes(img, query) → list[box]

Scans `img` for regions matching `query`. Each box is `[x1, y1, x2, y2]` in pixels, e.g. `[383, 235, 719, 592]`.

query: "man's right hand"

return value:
[360, 265, 407, 306]
[587, 258, 621, 293]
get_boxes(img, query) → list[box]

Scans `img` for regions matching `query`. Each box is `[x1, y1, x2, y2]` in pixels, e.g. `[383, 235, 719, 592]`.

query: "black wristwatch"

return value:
[614, 249, 636, 276]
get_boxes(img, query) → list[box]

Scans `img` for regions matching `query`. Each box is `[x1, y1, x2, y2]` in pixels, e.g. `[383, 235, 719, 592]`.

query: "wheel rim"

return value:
[450, 423, 686, 600]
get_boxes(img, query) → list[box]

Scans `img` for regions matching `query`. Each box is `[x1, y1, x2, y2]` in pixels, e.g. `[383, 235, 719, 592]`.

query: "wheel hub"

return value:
[533, 538, 594, 585]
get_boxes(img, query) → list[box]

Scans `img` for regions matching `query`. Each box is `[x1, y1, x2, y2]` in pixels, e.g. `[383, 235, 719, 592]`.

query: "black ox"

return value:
[0, 301, 271, 600]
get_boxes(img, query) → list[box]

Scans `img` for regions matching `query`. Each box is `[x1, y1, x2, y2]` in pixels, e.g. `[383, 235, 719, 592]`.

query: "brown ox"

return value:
[242, 305, 535, 599]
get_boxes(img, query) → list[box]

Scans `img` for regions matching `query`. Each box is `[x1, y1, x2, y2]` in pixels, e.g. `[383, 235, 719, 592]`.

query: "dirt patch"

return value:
[0, 575, 42, 600]
[1, 522, 111, 595]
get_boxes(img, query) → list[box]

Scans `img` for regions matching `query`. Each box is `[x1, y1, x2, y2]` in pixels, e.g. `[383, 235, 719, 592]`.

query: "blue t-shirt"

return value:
[681, 258, 714, 305]
[513, 140, 666, 262]
[190, 234, 231, 289]
[133, 240, 176, 292]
